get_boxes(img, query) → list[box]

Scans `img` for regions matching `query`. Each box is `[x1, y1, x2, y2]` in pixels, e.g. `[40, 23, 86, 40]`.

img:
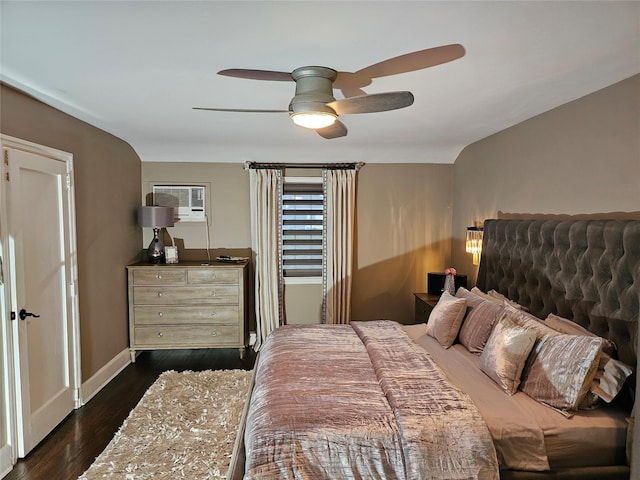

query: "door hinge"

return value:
[10, 311, 16, 321]
[4, 172, 8, 182]
[3, 150, 8, 166]
[66, 173, 72, 190]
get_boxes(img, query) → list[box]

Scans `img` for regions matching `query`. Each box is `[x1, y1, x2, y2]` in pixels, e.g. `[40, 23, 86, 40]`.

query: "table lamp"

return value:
[138, 206, 175, 264]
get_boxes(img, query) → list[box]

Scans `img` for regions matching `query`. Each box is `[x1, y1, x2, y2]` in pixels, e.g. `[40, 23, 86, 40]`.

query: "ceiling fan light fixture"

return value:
[291, 111, 337, 129]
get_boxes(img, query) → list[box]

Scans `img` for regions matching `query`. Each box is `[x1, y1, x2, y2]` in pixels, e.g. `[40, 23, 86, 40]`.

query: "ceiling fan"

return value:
[193, 44, 465, 139]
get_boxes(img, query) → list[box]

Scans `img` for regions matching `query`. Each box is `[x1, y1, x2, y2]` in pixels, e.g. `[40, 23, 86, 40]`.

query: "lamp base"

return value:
[147, 228, 165, 264]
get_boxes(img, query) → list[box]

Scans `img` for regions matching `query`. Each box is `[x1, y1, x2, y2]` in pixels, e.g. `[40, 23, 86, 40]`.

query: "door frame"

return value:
[0, 134, 81, 469]
[0, 175, 15, 478]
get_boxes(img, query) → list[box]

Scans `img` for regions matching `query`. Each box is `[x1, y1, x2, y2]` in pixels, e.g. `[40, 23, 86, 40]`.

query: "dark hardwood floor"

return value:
[4, 348, 256, 480]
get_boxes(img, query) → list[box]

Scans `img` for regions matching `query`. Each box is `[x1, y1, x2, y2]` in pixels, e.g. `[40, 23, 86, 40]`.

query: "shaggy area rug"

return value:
[79, 369, 253, 479]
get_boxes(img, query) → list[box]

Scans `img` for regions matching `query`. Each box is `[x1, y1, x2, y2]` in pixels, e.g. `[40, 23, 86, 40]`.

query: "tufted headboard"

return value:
[476, 219, 640, 370]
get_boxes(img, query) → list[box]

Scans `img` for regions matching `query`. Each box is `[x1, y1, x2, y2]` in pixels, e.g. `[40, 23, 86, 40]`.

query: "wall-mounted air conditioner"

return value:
[152, 185, 206, 222]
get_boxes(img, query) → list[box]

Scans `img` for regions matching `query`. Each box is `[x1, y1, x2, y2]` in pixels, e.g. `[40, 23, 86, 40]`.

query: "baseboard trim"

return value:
[80, 349, 131, 405]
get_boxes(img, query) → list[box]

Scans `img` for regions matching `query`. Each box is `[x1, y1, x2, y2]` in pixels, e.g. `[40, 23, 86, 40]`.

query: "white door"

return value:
[4, 142, 80, 458]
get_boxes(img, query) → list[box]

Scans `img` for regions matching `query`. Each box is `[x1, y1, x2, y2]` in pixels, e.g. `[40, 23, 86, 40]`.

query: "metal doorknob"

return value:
[19, 309, 41, 321]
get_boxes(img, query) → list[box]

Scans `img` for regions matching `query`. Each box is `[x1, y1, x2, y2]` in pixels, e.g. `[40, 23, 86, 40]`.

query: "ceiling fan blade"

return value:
[333, 44, 465, 96]
[217, 69, 293, 82]
[355, 44, 466, 79]
[193, 107, 290, 113]
[327, 91, 414, 115]
[316, 120, 348, 139]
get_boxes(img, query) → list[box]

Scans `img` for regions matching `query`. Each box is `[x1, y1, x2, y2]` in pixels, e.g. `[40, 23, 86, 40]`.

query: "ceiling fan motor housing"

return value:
[289, 66, 338, 116]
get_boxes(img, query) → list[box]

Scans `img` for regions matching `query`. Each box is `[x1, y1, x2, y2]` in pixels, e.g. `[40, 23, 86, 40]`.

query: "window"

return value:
[282, 178, 323, 278]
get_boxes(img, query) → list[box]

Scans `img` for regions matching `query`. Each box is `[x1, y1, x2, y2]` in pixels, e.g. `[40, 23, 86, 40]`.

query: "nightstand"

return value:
[413, 293, 440, 324]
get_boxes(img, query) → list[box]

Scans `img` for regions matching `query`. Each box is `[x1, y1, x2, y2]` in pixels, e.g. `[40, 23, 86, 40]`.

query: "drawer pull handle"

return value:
[158, 312, 164, 317]
[156, 274, 163, 279]
[211, 312, 216, 316]
[211, 331, 217, 336]
[157, 292, 163, 297]
[157, 332, 164, 338]
[211, 291, 216, 297]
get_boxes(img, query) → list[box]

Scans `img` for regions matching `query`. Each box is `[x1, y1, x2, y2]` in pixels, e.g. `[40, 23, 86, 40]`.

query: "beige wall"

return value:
[284, 283, 323, 325]
[141, 162, 251, 249]
[0, 84, 142, 381]
[352, 164, 453, 323]
[451, 74, 640, 285]
[142, 162, 454, 325]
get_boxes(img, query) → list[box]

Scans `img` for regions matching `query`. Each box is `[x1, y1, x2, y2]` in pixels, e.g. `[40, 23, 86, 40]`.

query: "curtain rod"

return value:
[244, 161, 364, 171]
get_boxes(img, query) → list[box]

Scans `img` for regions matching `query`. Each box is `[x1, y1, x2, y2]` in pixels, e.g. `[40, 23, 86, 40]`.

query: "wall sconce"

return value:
[138, 206, 175, 264]
[465, 226, 483, 265]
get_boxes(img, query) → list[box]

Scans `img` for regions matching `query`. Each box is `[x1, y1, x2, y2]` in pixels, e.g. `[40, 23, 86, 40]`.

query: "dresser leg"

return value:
[239, 347, 246, 360]
[130, 349, 137, 363]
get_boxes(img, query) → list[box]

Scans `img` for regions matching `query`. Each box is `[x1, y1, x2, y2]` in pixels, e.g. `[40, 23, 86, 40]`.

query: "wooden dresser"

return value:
[126, 260, 249, 361]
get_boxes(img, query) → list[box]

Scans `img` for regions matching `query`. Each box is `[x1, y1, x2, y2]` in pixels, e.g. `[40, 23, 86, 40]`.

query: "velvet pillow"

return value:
[488, 289, 529, 311]
[519, 333, 603, 413]
[455, 287, 486, 309]
[503, 304, 558, 341]
[544, 313, 630, 406]
[544, 313, 615, 355]
[458, 300, 504, 354]
[591, 353, 634, 403]
[425, 292, 466, 348]
[480, 315, 537, 394]
[470, 287, 502, 304]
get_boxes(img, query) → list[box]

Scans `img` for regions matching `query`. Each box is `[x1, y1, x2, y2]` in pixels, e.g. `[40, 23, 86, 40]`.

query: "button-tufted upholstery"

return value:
[477, 219, 639, 369]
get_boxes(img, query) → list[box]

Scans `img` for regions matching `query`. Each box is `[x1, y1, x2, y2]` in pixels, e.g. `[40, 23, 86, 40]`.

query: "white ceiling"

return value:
[1, 1, 638, 164]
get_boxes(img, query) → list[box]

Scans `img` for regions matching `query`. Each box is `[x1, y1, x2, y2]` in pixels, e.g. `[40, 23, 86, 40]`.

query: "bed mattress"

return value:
[411, 332, 629, 471]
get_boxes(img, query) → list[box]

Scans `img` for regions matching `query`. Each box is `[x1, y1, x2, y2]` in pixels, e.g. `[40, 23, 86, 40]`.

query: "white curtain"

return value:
[249, 168, 283, 350]
[323, 169, 357, 324]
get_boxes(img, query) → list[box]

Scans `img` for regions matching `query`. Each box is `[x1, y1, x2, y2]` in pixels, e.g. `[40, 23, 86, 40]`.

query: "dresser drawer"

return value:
[188, 269, 239, 285]
[127, 261, 249, 361]
[134, 325, 240, 346]
[133, 285, 239, 305]
[133, 269, 186, 286]
[133, 305, 240, 325]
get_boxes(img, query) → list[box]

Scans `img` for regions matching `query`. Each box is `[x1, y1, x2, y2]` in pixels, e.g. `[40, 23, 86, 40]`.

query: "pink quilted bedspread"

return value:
[244, 321, 499, 480]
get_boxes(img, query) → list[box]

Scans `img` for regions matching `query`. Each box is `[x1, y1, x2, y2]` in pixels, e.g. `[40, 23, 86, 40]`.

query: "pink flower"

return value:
[444, 267, 457, 276]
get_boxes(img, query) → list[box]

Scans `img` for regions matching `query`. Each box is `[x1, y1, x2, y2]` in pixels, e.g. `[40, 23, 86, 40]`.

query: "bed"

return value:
[230, 219, 638, 479]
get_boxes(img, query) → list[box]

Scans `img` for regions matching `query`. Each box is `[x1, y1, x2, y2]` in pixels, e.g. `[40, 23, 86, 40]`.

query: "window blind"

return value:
[282, 181, 323, 277]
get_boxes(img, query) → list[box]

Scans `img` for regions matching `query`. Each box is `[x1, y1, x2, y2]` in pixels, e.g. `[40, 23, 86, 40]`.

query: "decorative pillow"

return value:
[459, 300, 504, 354]
[455, 287, 486, 309]
[480, 315, 537, 394]
[487, 289, 529, 311]
[544, 313, 628, 407]
[425, 292, 466, 348]
[591, 353, 633, 403]
[503, 304, 557, 341]
[544, 313, 615, 355]
[471, 287, 501, 304]
[471, 287, 526, 309]
[519, 333, 603, 413]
